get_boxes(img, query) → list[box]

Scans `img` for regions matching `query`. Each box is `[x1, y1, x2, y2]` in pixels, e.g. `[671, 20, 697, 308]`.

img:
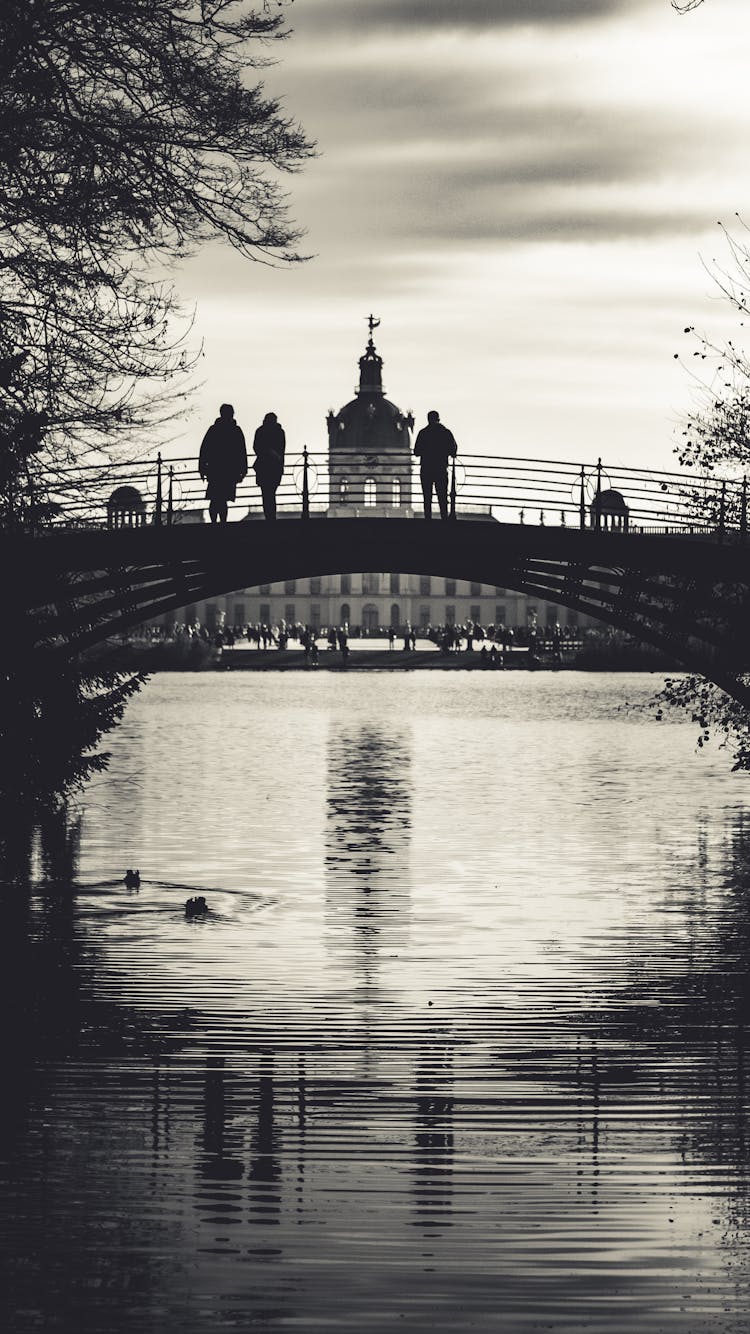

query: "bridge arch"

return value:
[7, 516, 750, 706]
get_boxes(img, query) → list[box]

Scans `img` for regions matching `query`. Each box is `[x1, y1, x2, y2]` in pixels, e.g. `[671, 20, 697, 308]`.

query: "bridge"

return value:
[4, 452, 750, 704]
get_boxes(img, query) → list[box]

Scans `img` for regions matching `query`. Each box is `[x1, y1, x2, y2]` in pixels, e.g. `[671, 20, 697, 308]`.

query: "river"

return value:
[2, 671, 750, 1332]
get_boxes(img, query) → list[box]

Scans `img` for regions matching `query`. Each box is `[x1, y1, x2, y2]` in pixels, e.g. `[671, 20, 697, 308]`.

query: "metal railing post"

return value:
[449, 455, 456, 519]
[719, 479, 726, 544]
[302, 446, 310, 519]
[741, 475, 747, 543]
[153, 451, 163, 525]
[594, 458, 602, 531]
[167, 466, 174, 526]
[579, 466, 586, 529]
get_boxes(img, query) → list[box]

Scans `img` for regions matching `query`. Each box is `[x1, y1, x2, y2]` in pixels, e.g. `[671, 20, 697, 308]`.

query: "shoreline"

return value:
[86, 639, 679, 673]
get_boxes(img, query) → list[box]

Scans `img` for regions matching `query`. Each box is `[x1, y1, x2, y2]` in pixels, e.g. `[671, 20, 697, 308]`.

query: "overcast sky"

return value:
[177, 0, 750, 475]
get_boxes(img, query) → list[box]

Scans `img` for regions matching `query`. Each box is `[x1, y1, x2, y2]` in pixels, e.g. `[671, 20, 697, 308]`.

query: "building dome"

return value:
[107, 485, 147, 529]
[327, 320, 415, 513]
[590, 487, 629, 531]
[327, 323, 413, 455]
[595, 488, 628, 511]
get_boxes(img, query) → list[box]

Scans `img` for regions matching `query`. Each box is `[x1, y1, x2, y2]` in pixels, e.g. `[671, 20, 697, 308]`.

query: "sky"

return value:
[173, 0, 750, 475]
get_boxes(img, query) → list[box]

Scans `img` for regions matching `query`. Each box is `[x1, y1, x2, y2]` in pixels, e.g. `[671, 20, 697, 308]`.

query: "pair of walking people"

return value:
[199, 405, 285, 522]
[198, 405, 457, 521]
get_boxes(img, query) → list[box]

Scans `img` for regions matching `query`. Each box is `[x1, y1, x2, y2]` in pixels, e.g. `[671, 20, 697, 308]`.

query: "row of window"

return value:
[256, 577, 508, 596]
[335, 478, 405, 506]
[199, 602, 580, 632]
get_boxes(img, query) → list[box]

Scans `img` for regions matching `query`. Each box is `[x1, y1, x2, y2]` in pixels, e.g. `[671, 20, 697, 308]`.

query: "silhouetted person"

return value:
[413, 409, 457, 520]
[252, 412, 286, 520]
[199, 403, 247, 523]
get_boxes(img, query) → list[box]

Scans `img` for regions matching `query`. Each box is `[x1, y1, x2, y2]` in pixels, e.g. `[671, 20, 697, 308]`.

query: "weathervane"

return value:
[366, 313, 380, 340]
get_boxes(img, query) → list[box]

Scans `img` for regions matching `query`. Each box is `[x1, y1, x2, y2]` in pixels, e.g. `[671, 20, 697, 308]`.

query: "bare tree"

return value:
[658, 222, 750, 769]
[0, 0, 313, 515]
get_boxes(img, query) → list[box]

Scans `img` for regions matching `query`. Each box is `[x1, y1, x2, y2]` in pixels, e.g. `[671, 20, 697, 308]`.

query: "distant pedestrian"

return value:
[413, 410, 458, 520]
[388, 626, 396, 650]
[252, 412, 286, 520]
[199, 403, 247, 523]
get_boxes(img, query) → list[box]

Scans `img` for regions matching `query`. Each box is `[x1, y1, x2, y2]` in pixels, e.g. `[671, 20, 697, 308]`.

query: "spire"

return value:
[357, 313, 384, 396]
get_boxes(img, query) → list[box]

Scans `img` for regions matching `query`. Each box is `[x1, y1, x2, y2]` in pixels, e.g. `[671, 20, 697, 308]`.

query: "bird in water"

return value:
[185, 895, 208, 919]
[123, 869, 141, 889]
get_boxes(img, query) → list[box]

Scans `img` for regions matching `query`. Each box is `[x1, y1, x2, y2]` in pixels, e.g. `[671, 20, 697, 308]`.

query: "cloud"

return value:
[174, 0, 750, 474]
[268, 8, 749, 256]
[293, 0, 650, 36]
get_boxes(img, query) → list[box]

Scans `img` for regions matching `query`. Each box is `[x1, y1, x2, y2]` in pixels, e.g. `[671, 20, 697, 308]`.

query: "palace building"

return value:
[165, 323, 586, 636]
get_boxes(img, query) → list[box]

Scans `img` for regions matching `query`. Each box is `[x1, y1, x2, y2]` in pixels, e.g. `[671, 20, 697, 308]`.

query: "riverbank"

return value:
[85, 635, 679, 673]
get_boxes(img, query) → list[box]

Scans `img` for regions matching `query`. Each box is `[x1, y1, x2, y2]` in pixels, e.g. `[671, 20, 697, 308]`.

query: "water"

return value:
[3, 671, 750, 1332]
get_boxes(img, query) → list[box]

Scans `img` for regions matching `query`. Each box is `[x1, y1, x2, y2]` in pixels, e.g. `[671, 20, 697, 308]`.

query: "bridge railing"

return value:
[10, 450, 749, 541]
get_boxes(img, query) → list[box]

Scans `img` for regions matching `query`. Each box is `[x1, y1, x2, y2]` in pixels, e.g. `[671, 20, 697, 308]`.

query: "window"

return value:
[419, 605, 431, 628]
[445, 578, 456, 597]
[310, 603, 321, 629]
[390, 603, 401, 628]
[233, 603, 246, 626]
[362, 572, 379, 595]
[390, 572, 400, 595]
[470, 581, 482, 597]
[260, 603, 271, 624]
[259, 583, 271, 596]
[470, 605, 481, 623]
[546, 605, 557, 627]
[392, 478, 401, 506]
[340, 602, 351, 625]
[445, 604, 456, 626]
[362, 603, 379, 632]
[340, 572, 351, 595]
[419, 574, 431, 596]
[185, 604, 197, 625]
[310, 576, 321, 595]
[205, 604, 218, 629]
[364, 477, 377, 507]
[284, 603, 295, 623]
[284, 579, 296, 595]
[495, 604, 506, 626]
[339, 478, 349, 502]
[568, 609, 579, 628]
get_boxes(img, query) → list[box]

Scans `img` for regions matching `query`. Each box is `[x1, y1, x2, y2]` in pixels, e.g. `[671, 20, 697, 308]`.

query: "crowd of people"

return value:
[134, 617, 578, 667]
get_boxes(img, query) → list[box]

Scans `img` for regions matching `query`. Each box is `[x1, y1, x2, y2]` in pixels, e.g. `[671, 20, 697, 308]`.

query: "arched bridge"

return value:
[4, 451, 750, 704]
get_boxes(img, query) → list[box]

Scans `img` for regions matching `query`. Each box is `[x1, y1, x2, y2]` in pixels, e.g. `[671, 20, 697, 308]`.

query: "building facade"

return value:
[164, 326, 587, 636]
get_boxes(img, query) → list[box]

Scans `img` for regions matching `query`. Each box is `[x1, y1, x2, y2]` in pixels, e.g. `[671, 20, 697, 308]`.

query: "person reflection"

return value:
[411, 1045, 455, 1231]
[200, 1056, 243, 1182]
[247, 1054, 282, 1224]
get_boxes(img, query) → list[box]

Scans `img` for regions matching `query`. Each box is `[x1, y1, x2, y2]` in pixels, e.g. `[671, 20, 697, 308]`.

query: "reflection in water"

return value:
[5, 675, 750, 1330]
[412, 1042, 455, 1232]
[200, 1056, 244, 1183]
[325, 724, 412, 958]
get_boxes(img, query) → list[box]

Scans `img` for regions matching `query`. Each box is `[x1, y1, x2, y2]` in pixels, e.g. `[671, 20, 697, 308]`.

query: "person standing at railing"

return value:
[413, 409, 458, 519]
[199, 403, 248, 523]
[252, 412, 286, 520]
